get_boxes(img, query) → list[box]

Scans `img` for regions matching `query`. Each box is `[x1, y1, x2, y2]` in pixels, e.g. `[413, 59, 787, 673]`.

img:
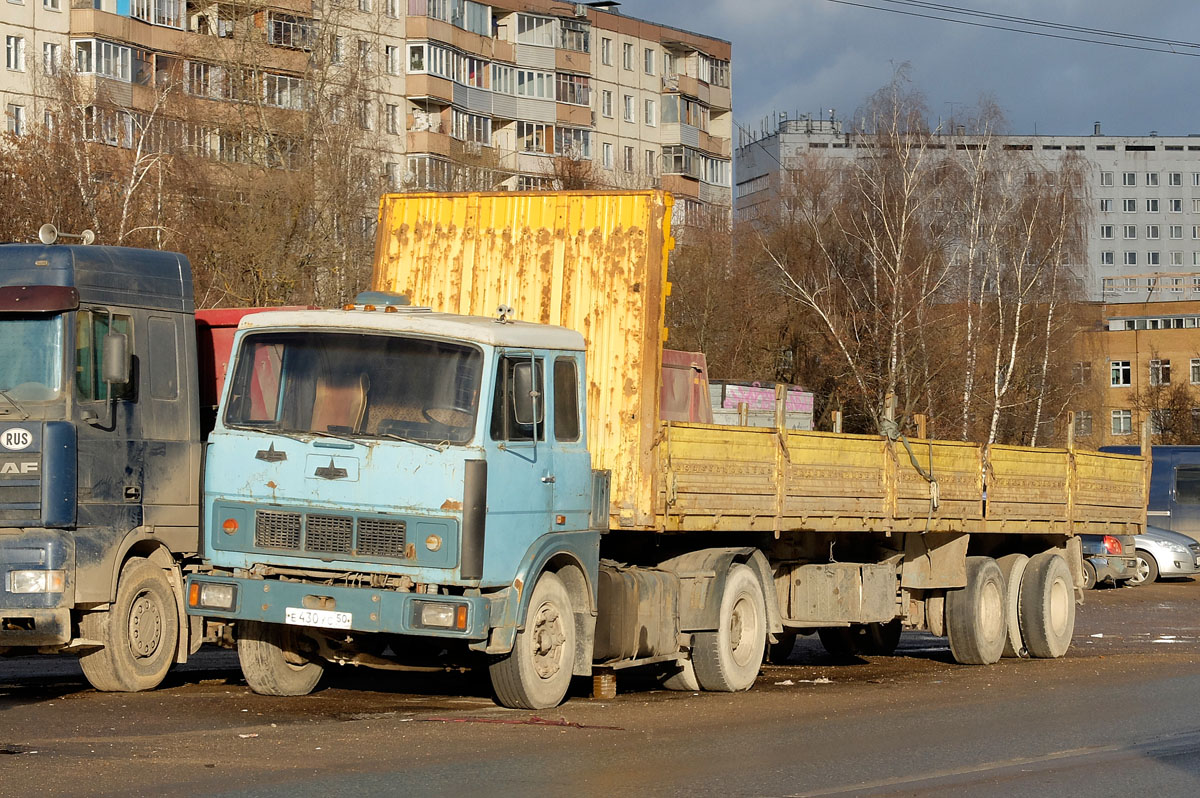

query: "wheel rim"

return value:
[1047, 576, 1071, 635]
[728, 593, 760, 668]
[1133, 556, 1150, 585]
[127, 590, 163, 659]
[980, 579, 1004, 644]
[530, 600, 567, 680]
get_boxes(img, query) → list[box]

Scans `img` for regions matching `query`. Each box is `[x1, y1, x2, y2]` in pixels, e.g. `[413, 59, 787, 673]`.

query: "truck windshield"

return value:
[0, 315, 65, 401]
[223, 331, 483, 445]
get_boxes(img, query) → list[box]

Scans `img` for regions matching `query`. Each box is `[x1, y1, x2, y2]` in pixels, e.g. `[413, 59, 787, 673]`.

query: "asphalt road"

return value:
[2, 578, 1199, 798]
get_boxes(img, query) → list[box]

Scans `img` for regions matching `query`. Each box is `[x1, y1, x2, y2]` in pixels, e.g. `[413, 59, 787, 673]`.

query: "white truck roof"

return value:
[236, 308, 586, 351]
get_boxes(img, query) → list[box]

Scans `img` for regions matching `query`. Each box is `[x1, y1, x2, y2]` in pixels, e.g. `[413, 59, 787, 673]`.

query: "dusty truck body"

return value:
[0, 239, 277, 691]
[186, 191, 1147, 708]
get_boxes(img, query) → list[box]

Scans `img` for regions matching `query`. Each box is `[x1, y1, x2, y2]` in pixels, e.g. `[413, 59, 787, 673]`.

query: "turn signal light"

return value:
[222, 518, 239, 535]
[1102, 535, 1123, 555]
[456, 605, 468, 630]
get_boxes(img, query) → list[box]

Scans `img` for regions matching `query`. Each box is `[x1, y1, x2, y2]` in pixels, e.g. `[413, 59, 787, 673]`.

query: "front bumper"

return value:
[0, 607, 71, 647]
[186, 574, 492, 641]
[1152, 548, 1200, 578]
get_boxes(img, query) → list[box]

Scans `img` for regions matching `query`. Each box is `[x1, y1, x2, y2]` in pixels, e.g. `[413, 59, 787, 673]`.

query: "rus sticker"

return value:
[0, 428, 33, 452]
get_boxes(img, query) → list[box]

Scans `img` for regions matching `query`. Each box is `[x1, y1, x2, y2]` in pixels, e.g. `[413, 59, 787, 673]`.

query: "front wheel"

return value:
[79, 557, 179, 692]
[692, 564, 766, 691]
[490, 571, 576, 709]
[237, 621, 325, 696]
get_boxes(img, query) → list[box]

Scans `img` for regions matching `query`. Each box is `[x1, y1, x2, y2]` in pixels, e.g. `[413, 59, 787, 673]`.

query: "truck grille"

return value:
[253, 510, 406, 558]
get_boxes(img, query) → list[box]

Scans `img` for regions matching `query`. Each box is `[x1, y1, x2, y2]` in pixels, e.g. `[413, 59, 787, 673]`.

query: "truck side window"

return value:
[148, 316, 179, 400]
[490, 356, 544, 442]
[75, 310, 134, 401]
[1176, 466, 1200, 504]
[554, 357, 580, 442]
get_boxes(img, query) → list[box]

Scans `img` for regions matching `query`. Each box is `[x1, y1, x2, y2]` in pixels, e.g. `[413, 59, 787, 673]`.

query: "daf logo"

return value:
[0, 461, 38, 475]
[1, 429, 33, 451]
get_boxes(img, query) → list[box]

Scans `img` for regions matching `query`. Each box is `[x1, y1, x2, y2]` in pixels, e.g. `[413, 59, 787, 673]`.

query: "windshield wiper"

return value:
[0, 389, 30, 420]
[380, 432, 448, 452]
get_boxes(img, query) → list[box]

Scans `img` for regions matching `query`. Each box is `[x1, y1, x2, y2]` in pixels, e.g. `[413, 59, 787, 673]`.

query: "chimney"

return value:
[1093, 121, 1102, 136]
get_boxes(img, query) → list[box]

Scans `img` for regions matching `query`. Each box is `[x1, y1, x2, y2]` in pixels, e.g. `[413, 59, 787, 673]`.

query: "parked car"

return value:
[1127, 526, 1200, 586]
[1079, 534, 1138, 589]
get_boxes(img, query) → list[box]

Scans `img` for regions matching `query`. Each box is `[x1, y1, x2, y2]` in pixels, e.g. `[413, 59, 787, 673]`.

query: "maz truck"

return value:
[0, 231, 280, 691]
[184, 191, 1149, 709]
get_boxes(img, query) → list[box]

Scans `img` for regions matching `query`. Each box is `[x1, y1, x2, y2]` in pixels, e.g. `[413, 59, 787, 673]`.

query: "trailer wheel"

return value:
[946, 556, 1007, 665]
[692, 564, 766, 692]
[237, 621, 325, 696]
[766, 632, 799, 664]
[79, 557, 179, 692]
[1018, 551, 1075, 659]
[858, 620, 902, 656]
[661, 658, 700, 691]
[995, 553, 1030, 658]
[817, 627, 859, 658]
[489, 571, 575, 709]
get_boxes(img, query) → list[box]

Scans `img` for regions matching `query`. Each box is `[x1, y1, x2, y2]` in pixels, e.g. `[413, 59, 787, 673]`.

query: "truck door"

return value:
[549, 355, 591, 531]
[1169, 464, 1200, 540]
[483, 353, 554, 581]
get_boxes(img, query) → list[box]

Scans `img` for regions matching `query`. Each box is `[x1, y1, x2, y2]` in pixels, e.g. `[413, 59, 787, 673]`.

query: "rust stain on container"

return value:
[440, 499, 463, 512]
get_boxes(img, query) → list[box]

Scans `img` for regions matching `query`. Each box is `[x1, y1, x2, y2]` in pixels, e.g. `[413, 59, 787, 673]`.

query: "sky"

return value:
[621, 0, 1200, 141]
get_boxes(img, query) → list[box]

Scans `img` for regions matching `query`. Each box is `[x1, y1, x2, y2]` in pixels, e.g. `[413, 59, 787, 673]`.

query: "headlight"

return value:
[414, 601, 468, 630]
[188, 581, 238, 611]
[7, 570, 66, 594]
[1161, 541, 1188, 554]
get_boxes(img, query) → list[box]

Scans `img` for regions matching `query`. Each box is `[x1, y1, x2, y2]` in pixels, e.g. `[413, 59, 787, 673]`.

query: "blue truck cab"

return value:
[186, 304, 603, 708]
[1101, 445, 1200, 543]
[0, 241, 201, 691]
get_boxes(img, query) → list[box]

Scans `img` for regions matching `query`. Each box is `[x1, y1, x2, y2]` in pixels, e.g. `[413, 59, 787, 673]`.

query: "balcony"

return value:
[555, 103, 590, 127]
[407, 129, 452, 158]
[406, 74, 454, 104]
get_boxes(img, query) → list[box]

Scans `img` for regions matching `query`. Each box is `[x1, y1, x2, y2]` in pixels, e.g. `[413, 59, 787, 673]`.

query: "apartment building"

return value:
[0, 0, 732, 220]
[735, 115, 1200, 303]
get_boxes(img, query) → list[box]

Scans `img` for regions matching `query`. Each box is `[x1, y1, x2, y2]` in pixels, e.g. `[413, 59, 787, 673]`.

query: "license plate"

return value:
[284, 607, 352, 630]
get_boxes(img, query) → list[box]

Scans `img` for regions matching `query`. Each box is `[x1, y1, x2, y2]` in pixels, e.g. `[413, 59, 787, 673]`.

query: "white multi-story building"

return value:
[736, 116, 1200, 303]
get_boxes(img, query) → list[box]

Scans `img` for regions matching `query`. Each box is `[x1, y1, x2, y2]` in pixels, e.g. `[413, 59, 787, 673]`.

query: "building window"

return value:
[623, 145, 634, 172]
[1100, 251, 1114, 265]
[1147, 172, 1159, 187]
[643, 47, 655, 75]
[451, 109, 489, 144]
[516, 14, 555, 46]
[45, 0, 61, 8]
[268, 13, 316, 50]
[1171, 251, 1184, 266]
[358, 39, 371, 69]
[386, 0, 400, 18]
[1148, 251, 1160, 266]
[385, 45, 401, 75]
[1074, 411, 1092, 437]
[6, 35, 25, 72]
[385, 103, 400, 134]
[645, 148, 656, 176]
[1170, 277, 1184, 292]
[560, 19, 589, 53]
[601, 37, 612, 65]
[358, 0, 370, 12]
[1102, 278, 1115, 295]
[42, 41, 61, 73]
[1151, 360, 1171, 386]
[644, 99, 656, 127]
[1147, 198, 1160, 213]
[1123, 198, 1136, 213]
[554, 126, 590, 159]
[1099, 199, 1113, 212]
[516, 120, 547, 153]
[600, 90, 612, 117]
[357, 99, 372, 130]
[1124, 251, 1137, 266]
[1100, 225, 1114, 239]
[1147, 225, 1160, 239]
[623, 94, 634, 123]
[1122, 172, 1136, 187]
[1123, 225, 1137, 240]
[1111, 409, 1133, 436]
[1100, 171, 1113, 186]
[1072, 362, 1092, 384]
[1123, 278, 1138, 293]
[602, 141, 613, 169]
[1191, 358, 1200, 384]
[622, 42, 633, 70]
[5, 104, 25, 136]
[73, 39, 131, 82]
[1171, 225, 1183, 239]
[263, 73, 307, 109]
[555, 73, 590, 106]
[1111, 360, 1131, 387]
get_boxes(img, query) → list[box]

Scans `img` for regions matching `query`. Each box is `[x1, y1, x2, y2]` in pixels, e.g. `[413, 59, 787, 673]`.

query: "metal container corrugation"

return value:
[373, 191, 673, 529]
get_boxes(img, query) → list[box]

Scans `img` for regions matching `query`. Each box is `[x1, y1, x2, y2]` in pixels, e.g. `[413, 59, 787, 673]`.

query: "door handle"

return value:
[541, 475, 556, 484]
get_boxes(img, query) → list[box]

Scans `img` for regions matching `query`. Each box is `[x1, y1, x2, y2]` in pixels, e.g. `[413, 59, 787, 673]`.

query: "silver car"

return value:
[1128, 526, 1200, 585]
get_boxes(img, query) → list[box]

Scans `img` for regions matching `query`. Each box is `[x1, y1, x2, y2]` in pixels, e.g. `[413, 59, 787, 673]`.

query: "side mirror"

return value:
[102, 332, 130, 385]
[511, 361, 543, 426]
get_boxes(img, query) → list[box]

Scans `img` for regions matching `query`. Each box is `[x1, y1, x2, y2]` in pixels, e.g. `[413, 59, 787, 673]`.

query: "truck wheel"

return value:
[995, 553, 1029, 658]
[946, 556, 1006, 665]
[1018, 551, 1075, 659]
[237, 621, 325, 696]
[489, 571, 575, 709]
[78, 557, 179, 692]
[817, 627, 859, 658]
[692, 564, 766, 691]
[858, 620, 902, 656]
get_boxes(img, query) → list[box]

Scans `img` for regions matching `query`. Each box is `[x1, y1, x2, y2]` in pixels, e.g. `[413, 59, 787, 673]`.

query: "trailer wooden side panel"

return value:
[373, 191, 672, 529]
